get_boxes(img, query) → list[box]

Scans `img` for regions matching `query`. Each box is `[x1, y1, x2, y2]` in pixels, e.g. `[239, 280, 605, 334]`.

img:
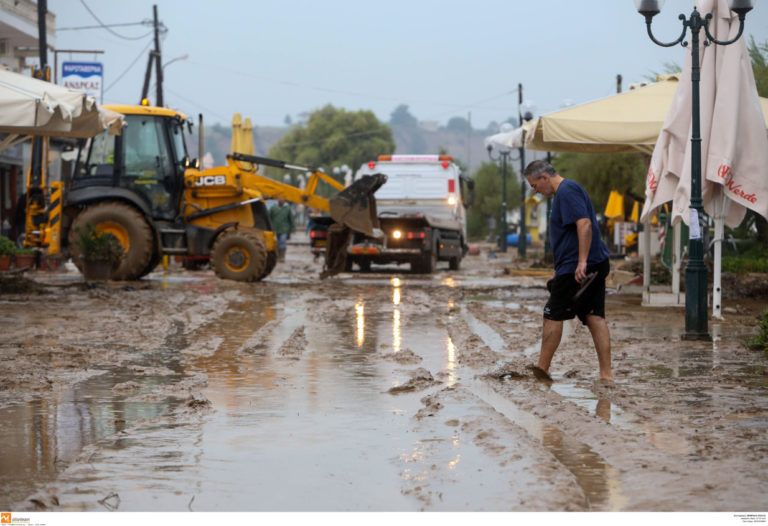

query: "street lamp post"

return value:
[517, 102, 534, 258]
[636, 0, 753, 340]
[486, 143, 511, 252]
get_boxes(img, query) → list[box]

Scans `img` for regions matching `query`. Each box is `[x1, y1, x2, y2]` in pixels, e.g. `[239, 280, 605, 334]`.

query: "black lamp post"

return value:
[636, 0, 753, 341]
[486, 142, 511, 252]
[517, 106, 534, 258]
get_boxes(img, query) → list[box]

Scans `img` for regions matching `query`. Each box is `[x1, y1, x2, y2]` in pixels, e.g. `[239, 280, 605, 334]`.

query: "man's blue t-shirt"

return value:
[549, 179, 610, 275]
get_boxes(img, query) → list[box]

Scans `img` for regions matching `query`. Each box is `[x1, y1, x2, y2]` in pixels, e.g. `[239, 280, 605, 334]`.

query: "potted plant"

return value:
[13, 247, 37, 270]
[72, 224, 124, 281]
[0, 235, 14, 271]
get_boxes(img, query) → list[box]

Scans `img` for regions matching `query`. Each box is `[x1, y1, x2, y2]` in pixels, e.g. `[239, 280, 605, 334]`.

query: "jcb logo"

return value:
[195, 175, 226, 187]
[1, 513, 11, 524]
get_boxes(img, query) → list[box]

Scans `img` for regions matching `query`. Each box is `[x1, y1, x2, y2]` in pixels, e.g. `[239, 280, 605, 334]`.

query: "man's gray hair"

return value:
[524, 160, 557, 180]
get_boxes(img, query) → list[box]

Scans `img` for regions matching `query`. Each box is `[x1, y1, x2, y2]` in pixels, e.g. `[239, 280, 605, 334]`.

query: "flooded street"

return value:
[1, 242, 767, 512]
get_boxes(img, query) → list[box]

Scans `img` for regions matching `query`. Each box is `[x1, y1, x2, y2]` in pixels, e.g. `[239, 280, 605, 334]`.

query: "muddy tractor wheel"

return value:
[68, 202, 155, 281]
[256, 250, 277, 281]
[211, 230, 267, 282]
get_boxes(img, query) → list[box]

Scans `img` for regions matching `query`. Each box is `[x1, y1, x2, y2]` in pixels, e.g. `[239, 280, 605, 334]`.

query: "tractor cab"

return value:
[71, 104, 191, 222]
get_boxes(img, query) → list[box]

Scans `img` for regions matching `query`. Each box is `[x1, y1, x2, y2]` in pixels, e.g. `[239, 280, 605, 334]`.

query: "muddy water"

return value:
[0, 368, 183, 507]
[4, 256, 768, 512]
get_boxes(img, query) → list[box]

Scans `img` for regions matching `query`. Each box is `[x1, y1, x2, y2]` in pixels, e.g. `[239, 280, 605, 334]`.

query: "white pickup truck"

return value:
[347, 154, 474, 273]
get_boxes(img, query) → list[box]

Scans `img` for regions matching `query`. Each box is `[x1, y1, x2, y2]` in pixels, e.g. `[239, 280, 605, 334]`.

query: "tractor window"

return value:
[84, 132, 116, 178]
[121, 115, 176, 218]
[123, 116, 173, 179]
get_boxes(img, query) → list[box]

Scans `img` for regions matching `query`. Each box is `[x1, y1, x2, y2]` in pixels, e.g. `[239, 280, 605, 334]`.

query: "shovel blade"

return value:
[328, 173, 387, 237]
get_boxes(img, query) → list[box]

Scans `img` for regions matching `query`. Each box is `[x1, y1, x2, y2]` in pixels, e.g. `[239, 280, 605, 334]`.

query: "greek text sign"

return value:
[61, 62, 103, 105]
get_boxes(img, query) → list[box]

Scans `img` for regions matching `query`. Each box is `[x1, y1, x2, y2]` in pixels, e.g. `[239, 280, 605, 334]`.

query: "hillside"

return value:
[195, 122, 502, 175]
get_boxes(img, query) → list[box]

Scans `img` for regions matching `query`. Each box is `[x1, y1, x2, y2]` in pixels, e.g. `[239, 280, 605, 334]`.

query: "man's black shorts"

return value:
[543, 258, 610, 325]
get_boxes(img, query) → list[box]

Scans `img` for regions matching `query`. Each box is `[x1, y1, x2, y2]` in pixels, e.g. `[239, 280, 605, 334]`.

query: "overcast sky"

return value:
[50, 0, 768, 129]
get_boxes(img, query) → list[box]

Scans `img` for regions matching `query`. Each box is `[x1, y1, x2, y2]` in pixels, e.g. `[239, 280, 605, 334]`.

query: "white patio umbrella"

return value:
[0, 68, 124, 151]
[640, 0, 768, 317]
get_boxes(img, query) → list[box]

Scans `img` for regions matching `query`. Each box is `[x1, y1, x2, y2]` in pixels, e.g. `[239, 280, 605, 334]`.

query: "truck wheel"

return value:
[68, 202, 154, 281]
[449, 255, 461, 270]
[358, 259, 371, 272]
[211, 229, 267, 282]
[421, 234, 439, 274]
[256, 250, 277, 281]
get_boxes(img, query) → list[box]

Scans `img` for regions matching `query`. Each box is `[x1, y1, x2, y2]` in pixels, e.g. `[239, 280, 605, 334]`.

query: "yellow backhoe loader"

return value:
[28, 103, 384, 281]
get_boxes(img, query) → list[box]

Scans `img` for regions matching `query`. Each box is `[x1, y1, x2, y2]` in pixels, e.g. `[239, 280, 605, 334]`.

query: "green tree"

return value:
[466, 161, 521, 241]
[389, 104, 419, 128]
[266, 105, 395, 195]
[445, 116, 469, 133]
[389, 104, 427, 153]
[749, 36, 768, 97]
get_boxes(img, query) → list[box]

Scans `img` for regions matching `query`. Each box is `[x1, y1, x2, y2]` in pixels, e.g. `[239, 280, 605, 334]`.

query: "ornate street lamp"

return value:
[487, 141, 512, 252]
[636, 0, 754, 340]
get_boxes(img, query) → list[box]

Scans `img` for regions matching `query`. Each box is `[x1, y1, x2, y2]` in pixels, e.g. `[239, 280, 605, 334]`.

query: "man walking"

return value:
[269, 198, 295, 261]
[524, 160, 613, 383]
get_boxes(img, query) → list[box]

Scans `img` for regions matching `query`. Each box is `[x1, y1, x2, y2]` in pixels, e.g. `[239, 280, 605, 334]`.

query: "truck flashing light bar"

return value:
[376, 155, 454, 162]
[369, 155, 454, 169]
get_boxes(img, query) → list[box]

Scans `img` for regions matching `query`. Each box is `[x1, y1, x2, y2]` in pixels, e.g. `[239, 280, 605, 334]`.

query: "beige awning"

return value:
[499, 74, 768, 155]
[0, 68, 124, 146]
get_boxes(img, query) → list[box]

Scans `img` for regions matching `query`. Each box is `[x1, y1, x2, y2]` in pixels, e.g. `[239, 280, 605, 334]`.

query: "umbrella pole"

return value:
[672, 221, 681, 298]
[642, 219, 651, 300]
[713, 215, 723, 320]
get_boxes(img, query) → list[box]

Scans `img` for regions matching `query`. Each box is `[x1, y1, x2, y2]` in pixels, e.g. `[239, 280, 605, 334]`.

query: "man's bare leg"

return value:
[537, 318, 563, 373]
[585, 314, 612, 381]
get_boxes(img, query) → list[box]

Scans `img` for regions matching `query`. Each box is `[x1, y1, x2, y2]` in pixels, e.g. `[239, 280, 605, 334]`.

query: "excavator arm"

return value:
[227, 153, 387, 276]
[228, 153, 386, 239]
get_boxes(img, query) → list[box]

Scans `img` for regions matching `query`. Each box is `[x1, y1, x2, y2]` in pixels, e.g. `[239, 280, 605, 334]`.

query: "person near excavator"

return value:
[523, 160, 613, 383]
[269, 198, 295, 261]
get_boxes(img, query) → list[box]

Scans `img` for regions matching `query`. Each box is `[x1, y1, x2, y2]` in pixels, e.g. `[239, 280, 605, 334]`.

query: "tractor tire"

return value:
[138, 249, 162, 278]
[68, 202, 155, 281]
[256, 250, 277, 281]
[211, 229, 267, 282]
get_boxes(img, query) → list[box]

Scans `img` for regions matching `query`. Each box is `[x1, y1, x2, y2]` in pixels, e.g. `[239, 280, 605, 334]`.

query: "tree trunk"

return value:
[756, 213, 768, 244]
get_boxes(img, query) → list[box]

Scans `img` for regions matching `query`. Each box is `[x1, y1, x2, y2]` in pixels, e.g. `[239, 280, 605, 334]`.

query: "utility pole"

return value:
[152, 4, 163, 107]
[140, 5, 163, 106]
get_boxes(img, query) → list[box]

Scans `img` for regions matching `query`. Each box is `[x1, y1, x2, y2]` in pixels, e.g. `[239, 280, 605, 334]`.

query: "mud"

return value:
[0, 242, 766, 512]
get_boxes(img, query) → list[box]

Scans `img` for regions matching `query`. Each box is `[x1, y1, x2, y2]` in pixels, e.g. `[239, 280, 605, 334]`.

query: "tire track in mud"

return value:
[431, 297, 631, 510]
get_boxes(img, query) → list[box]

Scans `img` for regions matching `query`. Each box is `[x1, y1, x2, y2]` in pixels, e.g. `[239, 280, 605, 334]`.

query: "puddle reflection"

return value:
[0, 370, 182, 509]
[471, 380, 627, 511]
[355, 298, 366, 348]
[445, 337, 458, 387]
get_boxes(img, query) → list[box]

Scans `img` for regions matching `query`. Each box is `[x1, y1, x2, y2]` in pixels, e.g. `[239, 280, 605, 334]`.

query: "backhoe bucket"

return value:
[322, 173, 387, 279]
[328, 173, 387, 237]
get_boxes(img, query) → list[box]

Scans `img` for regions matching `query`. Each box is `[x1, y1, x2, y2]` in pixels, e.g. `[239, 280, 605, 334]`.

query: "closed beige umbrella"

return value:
[640, 0, 768, 228]
[639, 0, 768, 319]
